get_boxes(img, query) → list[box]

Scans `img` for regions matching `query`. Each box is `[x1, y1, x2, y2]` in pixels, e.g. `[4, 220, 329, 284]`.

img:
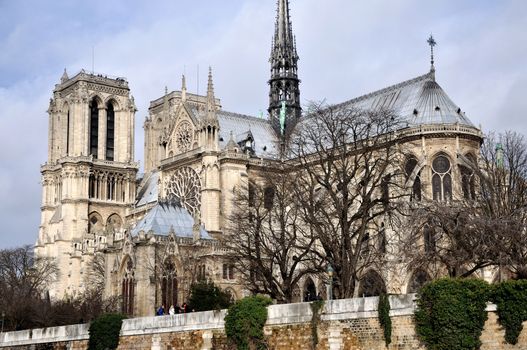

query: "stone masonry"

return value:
[2, 296, 527, 350]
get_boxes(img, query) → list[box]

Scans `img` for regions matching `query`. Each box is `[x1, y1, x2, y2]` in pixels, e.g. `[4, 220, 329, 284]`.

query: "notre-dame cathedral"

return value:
[35, 0, 483, 316]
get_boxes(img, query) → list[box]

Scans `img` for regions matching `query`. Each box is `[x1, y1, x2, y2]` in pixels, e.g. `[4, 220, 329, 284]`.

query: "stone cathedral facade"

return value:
[35, 0, 484, 316]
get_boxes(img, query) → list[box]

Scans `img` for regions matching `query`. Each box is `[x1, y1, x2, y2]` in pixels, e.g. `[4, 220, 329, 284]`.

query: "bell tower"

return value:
[35, 70, 138, 299]
[268, 0, 301, 137]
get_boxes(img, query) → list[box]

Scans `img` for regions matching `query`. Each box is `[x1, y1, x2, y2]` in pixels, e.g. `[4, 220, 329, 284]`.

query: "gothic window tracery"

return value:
[174, 121, 193, 152]
[424, 224, 436, 253]
[161, 260, 178, 308]
[460, 154, 476, 200]
[432, 154, 452, 201]
[121, 258, 135, 315]
[405, 157, 422, 201]
[164, 167, 201, 217]
[358, 270, 386, 297]
[106, 214, 122, 235]
[88, 212, 103, 234]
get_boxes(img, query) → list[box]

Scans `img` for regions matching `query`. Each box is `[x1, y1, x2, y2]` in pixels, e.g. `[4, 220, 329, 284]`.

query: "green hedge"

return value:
[189, 281, 233, 311]
[415, 278, 490, 350]
[492, 279, 527, 344]
[224, 295, 272, 350]
[88, 313, 126, 350]
[378, 293, 392, 347]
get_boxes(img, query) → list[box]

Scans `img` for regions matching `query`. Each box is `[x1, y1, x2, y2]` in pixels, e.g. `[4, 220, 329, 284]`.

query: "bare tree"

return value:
[0, 245, 57, 330]
[288, 103, 405, 298]
[403, 202, 502, 278]
[404, 131, 527, 280]
[226, 167, 324, 303]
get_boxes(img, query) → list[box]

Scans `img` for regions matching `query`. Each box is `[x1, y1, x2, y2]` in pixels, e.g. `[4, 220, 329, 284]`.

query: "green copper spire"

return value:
[279, 101, 287, 135]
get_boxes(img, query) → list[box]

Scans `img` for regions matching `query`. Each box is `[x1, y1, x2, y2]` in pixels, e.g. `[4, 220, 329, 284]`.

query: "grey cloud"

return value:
[0, 0, 526, 248]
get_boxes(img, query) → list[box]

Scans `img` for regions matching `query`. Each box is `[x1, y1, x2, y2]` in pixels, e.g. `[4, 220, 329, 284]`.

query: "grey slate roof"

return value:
[136, 171, 159, 207]
[217, 111, 279, 156]
[334, 72, 474, 127]
[130, 202, 212, 240]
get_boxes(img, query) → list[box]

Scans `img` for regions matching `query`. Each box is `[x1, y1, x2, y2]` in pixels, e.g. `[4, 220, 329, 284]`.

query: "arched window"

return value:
[460, 154, 476, 200]
[381, 174, 391, 205]
[66, 109, 71, 155]
[407, 270, 431, 293]
[222, 264, 235, 280]
[378, 223, 387, 255]
[405, 157, 422, 201]
[88, 212, 103, 234]
[248, 183, 255, 207]
[197, 264, 207, 281]
[358, 270, 386, 297]
[303, 277, 317, 301]
[106, 214, 122, 235]
[432, 154, 452, 201]
[424, 224, 436, 253]
[264, 186, 275, 210]
[106, 102, 115, 161]
[89, 99, 99, 158]
[162, 260, 178, 308]
[89, 174, 96, 199]
[361, 231, 370, 257]
[121, 258, 135, 315]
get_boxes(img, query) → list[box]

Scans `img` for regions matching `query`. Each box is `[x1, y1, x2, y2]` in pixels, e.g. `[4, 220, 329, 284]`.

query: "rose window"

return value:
[164, 167, 201, 217]
[175, 121, 193, 152]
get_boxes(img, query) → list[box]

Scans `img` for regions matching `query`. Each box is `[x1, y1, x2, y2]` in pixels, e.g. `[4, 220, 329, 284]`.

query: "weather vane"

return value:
[427, 34, 437, 71]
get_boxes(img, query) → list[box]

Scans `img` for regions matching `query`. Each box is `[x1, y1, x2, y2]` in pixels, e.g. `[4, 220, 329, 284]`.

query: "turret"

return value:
[268, 0, 301, 137]
[200, 67, 220, 151]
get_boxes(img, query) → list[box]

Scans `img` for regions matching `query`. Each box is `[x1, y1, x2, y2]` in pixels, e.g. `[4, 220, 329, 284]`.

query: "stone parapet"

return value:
[1, 295, 526, 350]
[0, 324, 89, 347]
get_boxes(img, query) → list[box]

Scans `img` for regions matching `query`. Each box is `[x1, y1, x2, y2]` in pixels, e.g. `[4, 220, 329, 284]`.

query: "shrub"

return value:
[224, 295, 272, 350]
[378, 293, 392, 347]
[492, 279, 527, 344]
[189, 281, 233, 312]
[415, 278, 490, 350]
[88, 313, 126, 350]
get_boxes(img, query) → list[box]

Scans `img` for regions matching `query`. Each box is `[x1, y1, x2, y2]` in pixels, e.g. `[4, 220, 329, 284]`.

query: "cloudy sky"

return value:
[1, 0, 526, 249]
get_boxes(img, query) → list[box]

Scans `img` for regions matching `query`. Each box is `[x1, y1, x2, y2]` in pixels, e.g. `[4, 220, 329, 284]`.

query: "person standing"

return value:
[156, 305, 165, 316]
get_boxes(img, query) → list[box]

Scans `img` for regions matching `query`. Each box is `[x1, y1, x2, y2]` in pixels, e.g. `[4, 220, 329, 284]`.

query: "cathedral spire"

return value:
[427, 34, 437, 81]
[206, 66, 215, 114]
[181, 74, 187, 101]
[275, 0, 294, 48]
[268, 0, 301, 137]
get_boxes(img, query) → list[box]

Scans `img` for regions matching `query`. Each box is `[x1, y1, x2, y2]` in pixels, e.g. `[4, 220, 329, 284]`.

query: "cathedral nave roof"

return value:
[130, 201, 212, 240]
[334, 71, 475, 128]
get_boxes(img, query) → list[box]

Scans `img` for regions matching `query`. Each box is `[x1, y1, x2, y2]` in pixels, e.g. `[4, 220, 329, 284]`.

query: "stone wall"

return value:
[2, 295, 527, 350]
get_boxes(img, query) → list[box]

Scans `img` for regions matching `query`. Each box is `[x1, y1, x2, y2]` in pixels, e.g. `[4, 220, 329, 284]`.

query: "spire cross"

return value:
[427, 34, 437, 70]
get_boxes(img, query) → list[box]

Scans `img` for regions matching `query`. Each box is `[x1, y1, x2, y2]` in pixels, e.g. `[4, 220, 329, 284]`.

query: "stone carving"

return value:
[164, 167, 201, 217]
[86, 83, 128, 96]
[174, 121, 193, 152]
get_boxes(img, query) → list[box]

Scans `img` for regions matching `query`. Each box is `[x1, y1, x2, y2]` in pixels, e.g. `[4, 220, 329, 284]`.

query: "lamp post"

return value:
[1, 311, 5, 333]
[327, 264, 334, 301]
